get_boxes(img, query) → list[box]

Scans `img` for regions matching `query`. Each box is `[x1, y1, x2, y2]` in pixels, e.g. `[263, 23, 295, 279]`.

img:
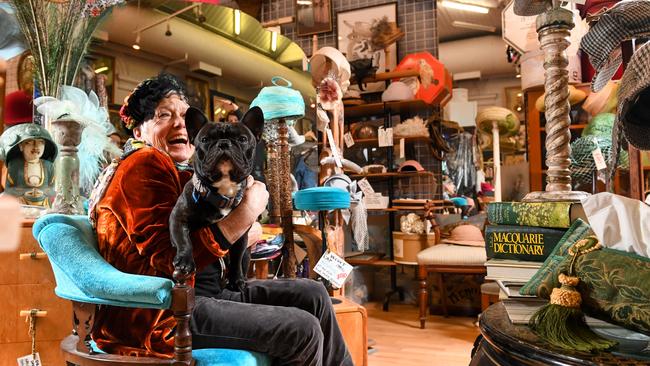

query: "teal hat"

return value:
[581, 113, 615, 137]
[251, 77, 305, 121]
[0, 123, 58, 163]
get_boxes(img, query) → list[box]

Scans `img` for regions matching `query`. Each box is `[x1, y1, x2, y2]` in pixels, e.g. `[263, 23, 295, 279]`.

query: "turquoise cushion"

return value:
[33, 214, 173, 309]
[293, 187, 350, 210]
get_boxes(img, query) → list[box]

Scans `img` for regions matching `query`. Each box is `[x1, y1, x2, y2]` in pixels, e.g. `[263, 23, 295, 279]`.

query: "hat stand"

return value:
[48, 119, 85, 214]
[492, 121, 502, 202]
[523, 6, 589, 202]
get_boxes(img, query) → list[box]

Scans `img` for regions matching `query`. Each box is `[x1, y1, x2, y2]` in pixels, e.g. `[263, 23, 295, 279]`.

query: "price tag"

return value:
[357, 178, 375, 196]
[17, 353, 41, 366]
[326, 128, 343, 168]
[313, 251, 353, 289]
[592, 147, 607, 171]
[399, 138, 405, 159]
[378, 127, 394, 147]
[393, 238, 404, 258]
[344, 132, 355, 148]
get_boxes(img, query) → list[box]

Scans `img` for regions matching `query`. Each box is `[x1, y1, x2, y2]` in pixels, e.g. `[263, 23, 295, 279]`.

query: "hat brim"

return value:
[591, 49, 622, 92]
[441, 238, 485, 247]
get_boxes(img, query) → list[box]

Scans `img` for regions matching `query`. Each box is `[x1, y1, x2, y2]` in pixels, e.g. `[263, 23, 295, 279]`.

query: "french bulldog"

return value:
[170, 106, 265, 292]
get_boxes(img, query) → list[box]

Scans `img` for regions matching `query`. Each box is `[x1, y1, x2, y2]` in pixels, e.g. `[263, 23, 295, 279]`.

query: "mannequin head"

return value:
[19, 138, 45, 163]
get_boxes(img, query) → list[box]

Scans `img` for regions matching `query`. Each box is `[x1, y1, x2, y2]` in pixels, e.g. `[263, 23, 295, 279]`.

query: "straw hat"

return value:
[582, 81, 618, 116]
[476, 107, 520, 136]
[441, 224, 485, 247]
[534, 85, 587, 112]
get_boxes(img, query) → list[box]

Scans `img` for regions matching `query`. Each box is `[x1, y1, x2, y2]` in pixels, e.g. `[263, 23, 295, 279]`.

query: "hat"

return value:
[513, 0, 550, 17]
[310, 47, 351, 93]
[251, 76, 305, 121]
[475, 107, 520, 136]
[577, 0, 621, 22]
[397, 160, 424, 172]
[441, 224, 485, 247]
[581, 80, 618, 116]
[381, 81, 414, 102]
[0, 123, 58, 163]
[580, 1, 650, 92]
[4, 90, 33, 126]
[581, 113, 615, 138]
[535, 85, 587, 112]
[617, 41, 650, 150]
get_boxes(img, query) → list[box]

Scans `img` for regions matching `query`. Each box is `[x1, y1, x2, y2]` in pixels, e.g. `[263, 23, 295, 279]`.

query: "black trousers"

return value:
[191, 262, 353, 366]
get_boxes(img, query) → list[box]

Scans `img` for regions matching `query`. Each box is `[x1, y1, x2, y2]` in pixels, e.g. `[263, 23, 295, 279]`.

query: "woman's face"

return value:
[133, 94, 194, 163]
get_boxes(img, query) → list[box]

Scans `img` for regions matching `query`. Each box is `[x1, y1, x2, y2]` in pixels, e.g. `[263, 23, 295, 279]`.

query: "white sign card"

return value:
[399, 138, 405, 159]
[313, 251, 353, 289]
[17, 353, 41, 366]
[344, 132, 355, 148]
[357, 178, 375, 196]
[378, 127, 394, 147]
[326, 128, 343, 167]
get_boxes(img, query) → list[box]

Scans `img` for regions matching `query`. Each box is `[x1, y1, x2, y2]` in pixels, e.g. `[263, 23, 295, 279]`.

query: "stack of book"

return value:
[484, 201, 588, 323]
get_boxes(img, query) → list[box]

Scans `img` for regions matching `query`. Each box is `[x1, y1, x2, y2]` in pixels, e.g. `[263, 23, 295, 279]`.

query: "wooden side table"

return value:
[333, 297, 368, 366]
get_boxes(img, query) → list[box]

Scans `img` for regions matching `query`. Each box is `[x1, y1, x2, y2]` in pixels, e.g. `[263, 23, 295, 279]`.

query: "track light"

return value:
[234, 9, 241, 35]
[271, 30, 277, 52]
[197, 5, 206, 23]
[132, 32, 141, 50]
[165, 22, 172, 37]
[441, 1, 489, 14]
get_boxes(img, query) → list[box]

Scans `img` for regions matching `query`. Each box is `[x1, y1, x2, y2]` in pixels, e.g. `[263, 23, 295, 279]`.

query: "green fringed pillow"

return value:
[520, 219, 650, 335]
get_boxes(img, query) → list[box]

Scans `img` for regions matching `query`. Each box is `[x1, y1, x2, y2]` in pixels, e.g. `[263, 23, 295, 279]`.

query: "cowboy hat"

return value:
[580, 0, 650, 92]
[534, 85, 587, 112]
[476, 107, 520, 136]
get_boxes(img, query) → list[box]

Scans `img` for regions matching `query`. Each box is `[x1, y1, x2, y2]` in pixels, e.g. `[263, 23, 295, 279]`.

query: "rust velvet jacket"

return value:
[91, 147, 227, 358]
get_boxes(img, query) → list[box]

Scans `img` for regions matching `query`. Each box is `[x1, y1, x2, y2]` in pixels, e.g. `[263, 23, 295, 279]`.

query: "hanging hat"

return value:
[576, 0, 621, 22]
[580, 1, 650, 92]
[534, 85, 587, 112]
[581, 80, 618, 116]
[397, 160, 424, 172]
[512, 0, 550, 17]
[441, 224, 485, 247]
[616, 42, 650, 150]
[251, 77, 305, 121]
[381, 81, 414, 102]
[581, 113, 615, 137]
[310, 47, 351, 93]
[370, 17, 404, 51]
[476, 107, 520, 136]
[0, 123, 58, 163]
[4, 90, 33, 127]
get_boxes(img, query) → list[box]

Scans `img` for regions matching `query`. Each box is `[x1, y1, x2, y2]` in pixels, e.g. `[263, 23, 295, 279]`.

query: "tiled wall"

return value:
[261, 0, 438, 61]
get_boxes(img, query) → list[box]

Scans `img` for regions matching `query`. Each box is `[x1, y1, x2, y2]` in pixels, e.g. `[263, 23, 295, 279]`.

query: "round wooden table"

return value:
[470, 302, 650, 366]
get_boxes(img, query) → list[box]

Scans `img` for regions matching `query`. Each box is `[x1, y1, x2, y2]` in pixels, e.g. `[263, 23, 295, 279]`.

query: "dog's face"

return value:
[185, 106, 264, 197]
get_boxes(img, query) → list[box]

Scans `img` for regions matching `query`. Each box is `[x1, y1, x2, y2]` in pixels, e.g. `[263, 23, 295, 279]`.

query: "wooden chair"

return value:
[33, 214, 271, 366]
[416, 224, 487, 329]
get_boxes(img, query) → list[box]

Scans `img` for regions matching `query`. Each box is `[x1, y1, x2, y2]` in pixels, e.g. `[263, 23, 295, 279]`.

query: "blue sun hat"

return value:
[250, 77, 305, 121]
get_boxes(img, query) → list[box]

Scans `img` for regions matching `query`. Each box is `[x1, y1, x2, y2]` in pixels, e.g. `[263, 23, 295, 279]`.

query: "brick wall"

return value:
[261, 0, 438, 61]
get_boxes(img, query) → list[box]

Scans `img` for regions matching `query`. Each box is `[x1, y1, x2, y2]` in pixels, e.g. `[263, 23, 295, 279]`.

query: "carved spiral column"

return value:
[523, 8, 589, 202]
[278, 119, 296, 277]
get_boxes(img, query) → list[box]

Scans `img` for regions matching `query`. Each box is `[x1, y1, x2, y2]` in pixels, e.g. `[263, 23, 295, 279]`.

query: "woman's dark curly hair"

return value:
[119, 73, 188, 135]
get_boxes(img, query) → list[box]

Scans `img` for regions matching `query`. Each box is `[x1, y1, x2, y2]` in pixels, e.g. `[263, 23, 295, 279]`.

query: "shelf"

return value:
[539, 124, 587, 132]
[318, 135, 430, 148]
[350, 171, 433, 180]
[345, 256, 397, 266]
[344, 99, 432, 119]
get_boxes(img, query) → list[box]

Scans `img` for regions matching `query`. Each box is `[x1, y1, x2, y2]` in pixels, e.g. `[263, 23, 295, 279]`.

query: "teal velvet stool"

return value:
[33, 214, 271, 366]
[294, 187, 350, 255]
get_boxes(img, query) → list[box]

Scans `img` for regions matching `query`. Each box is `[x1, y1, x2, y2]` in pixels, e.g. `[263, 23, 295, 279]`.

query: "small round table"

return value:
[470, 302, 650, 366]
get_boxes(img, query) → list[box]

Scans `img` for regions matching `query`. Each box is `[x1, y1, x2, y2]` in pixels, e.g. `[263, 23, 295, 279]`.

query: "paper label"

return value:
[17, 353, 41, 366]
[393, 238, 404, 258]
[313, 251, 353, 289]
[357, 178, 375, 196]
[592, 147, 607, 171]
[378, 127, 394, 147]
[326, 128, 343, 168]
[344, 132, 355, 148]
[399, 138, 405, 159]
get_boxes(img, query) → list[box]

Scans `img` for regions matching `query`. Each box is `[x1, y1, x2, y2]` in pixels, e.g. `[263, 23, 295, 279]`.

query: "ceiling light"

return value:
[165, 22, 172, 37]
[297, 0, 313, 5]
[234, 9, 241, 35]
[271, 30, 278, 52]
[451, 20, 496, 32]
[197, 4, 206, 23]
[132, 32, 141, 50]
[94, 66, 109, 74]
[441, 1, 489, 14]
[516, 74, 521, 78]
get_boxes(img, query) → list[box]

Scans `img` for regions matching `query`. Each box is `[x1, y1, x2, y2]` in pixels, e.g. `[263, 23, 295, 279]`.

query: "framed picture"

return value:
[295, 0, 332, 36]
[209, 90, 237, 122]
[337, 2, 398, 93]
[185, 76, 211, 116]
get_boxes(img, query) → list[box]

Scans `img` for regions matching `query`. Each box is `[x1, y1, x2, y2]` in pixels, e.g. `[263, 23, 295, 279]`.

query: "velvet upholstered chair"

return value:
[33, 214, 271, 366]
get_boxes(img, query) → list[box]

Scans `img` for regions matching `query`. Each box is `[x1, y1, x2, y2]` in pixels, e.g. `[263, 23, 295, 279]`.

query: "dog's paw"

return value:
[226, 277, 247, 292]
[173, 252, 196, 275]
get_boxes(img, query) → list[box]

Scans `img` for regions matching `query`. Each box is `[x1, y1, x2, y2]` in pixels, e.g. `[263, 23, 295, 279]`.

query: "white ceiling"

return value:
[437, 0, 505, 42]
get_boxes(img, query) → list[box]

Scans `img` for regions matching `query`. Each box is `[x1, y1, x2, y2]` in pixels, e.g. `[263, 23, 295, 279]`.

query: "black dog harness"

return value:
[191, 174, 246, 213]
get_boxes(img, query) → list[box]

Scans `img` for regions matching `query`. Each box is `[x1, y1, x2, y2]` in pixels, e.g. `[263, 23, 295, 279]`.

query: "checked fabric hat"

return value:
[513, 0, 551, 16]
[580, 0, 650, 92]
[616, 42, 650, 150]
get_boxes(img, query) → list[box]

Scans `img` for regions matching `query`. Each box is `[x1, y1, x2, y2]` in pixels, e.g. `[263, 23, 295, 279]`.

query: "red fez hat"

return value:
[4, 90, 33, 127]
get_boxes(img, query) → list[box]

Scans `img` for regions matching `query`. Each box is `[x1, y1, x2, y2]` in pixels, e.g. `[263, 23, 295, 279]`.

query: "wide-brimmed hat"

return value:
[397, 160, 424, 172]
[475, 107, 520, 136]
[0, 123, 58, 163]
[616, 41, 650, 150]
[535, 85, 587, 112]
[580, 1, 650, 92]
[581, 80, 618, 116]
[310, 47, 351, 93]
[441, 224, 485, 247]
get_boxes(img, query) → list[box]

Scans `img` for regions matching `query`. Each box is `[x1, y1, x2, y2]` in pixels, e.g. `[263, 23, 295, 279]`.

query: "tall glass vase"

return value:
[48, 119, 85, 214]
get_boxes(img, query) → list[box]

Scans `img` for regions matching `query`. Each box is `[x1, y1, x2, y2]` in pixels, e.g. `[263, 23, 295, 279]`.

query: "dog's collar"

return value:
[191, 174, 246, 210]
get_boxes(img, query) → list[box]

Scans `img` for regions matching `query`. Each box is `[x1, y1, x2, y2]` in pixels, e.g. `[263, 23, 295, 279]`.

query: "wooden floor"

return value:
[364, 302, 480, 366]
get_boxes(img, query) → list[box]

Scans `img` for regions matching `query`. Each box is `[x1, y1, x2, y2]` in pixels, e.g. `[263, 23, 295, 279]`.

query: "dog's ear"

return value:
[241, 106, 265, 141]
[185, 106, 209, 144]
